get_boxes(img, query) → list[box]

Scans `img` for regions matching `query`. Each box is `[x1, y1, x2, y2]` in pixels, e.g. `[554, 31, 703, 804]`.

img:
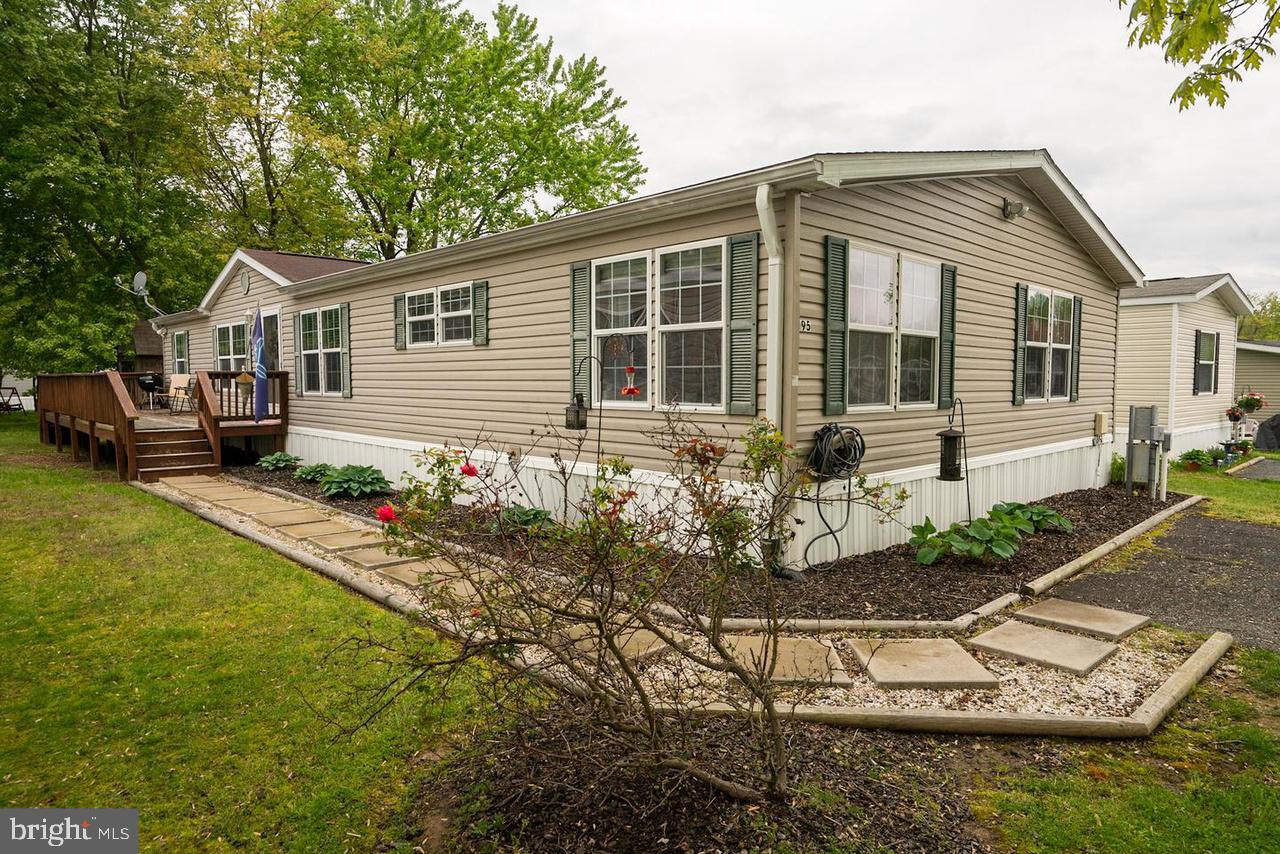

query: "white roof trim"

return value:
[197, 250, 293, 313]
[1120, 275, 1254, 315]
[1238, 341, 1280, 354]
[281, 149, 1144, 299]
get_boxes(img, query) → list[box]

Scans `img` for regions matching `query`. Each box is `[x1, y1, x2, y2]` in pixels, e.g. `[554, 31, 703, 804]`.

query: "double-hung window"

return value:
[215, 322, 247, 372]
[658, 240, 724, 408]
[172, 331, 188, 374]
[1195, 331, 1218, 394]
[593, 255, 649, 404]
[1024, 287, 1074, 402]
[299, 306, 344, 395]
[403, 284, 473, 347]
[846, 248, 942, 408]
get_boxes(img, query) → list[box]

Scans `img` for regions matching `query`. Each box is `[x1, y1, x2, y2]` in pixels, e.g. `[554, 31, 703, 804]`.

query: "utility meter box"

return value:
[1126, 405, 1167, 499]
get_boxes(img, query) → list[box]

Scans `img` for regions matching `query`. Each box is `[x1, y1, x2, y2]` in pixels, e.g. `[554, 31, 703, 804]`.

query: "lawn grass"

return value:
[0, 413, 473, 850]
[1169, 450, 1280, 527]
[973, 643, 1280, 853]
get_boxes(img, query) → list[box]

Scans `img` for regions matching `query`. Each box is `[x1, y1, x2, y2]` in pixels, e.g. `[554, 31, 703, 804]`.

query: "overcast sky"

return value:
[461, 0, 1280, 297]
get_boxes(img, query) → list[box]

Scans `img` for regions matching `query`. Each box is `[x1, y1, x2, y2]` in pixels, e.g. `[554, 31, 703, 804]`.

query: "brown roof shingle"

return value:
[241, 249, 369, 283]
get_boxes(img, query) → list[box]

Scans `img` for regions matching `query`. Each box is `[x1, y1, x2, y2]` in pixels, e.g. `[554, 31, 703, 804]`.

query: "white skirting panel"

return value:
[787, 438, 1114, 566]
[288, 426, 1113, 566]
[1168, 421, 1230, 454]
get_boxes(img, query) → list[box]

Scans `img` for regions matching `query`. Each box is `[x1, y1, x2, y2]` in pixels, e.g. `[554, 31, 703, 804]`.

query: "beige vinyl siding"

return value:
[164, 202, 777, 471]
[795, 174, 1119, 474]
[1236, 347, 1280, 406]
[1174, 293, 1237, 431]
[1116, 303, 1173, 434]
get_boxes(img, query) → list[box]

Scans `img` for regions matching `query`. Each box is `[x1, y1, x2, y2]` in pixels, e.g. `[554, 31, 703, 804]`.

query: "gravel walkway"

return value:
[1233, 458, 1280, 481]
[1056, 510, 1280, 650]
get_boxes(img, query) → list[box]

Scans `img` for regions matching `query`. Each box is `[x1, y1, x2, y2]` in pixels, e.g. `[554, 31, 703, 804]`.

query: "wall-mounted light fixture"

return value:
[1002, 197, 1031, 221]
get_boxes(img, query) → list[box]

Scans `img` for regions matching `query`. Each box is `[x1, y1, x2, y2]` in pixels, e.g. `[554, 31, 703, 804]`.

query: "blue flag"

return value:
[251, 308, 267, 423]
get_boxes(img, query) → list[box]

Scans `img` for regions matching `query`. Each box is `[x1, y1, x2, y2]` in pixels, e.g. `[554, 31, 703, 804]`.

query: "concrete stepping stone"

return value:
[343, 546, 415, 570]
[847, 638, 999, 690]
[722, 635, 846, 684]
[562, 623, 678, 663]
[255, 508, 329, 527]
[1014, 598, 1151, 641]
[378, 561, 434, 587]
[309, 529, 383, 553]
[275, 520, 353, 539]
[160, 475, 217, 486]
[968, 621, 1118, 676]
[216, 497, 298, 516]
[179, 486, 258, 501]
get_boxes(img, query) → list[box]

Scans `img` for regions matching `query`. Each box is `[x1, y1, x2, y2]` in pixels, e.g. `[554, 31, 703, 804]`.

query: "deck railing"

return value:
[35, 371, 140, 479]
[200, 370, 289, 424]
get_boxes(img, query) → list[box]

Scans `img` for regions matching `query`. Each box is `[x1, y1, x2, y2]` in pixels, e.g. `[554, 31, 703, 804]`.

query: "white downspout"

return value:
[756, 184, 784, 426]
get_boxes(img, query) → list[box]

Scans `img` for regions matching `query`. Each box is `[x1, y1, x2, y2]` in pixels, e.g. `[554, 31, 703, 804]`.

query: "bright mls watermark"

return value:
[2, 810, 137, 852]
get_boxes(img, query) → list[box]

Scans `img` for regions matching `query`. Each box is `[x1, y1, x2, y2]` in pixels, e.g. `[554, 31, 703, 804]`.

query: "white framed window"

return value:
[299, 306, 344, 395]
[845, 247, 942, 410]
[172, 331, 188, 374]
[403, 284, 473, 347]
[215, 322, 247, 372]
[592, 253, 649, 405]
[1196, 331, 1218, 394]
[657, 239, 726, 409]
[1024, 287, 1074, 402]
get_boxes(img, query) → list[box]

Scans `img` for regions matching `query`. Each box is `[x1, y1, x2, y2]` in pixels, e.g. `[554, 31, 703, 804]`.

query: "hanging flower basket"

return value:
[1238, 391, 1266, 413]
[235, 371, 255, 399]
[1226, 406, 1245, 423]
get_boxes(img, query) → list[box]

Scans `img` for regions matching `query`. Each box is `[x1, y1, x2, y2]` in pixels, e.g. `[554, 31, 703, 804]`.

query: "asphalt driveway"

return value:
[1057, 510, 1280, 650]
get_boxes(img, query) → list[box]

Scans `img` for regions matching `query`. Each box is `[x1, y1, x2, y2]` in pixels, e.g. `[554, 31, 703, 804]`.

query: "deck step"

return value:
[138, 463, 221, 483]
[135, 428, 206, 442]
[136, 450, 215, 466]
[134, 438, 211, 454]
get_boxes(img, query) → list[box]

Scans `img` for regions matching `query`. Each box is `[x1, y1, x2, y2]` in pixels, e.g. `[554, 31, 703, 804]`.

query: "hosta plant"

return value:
[320, 464, 392, 498]
[294, 463, 337, 482]
[257, 452, 301, 471]
[910, 501, 1072, 566]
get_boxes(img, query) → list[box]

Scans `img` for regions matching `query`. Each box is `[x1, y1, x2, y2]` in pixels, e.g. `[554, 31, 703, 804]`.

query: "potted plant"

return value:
[1238, 391, 1267, 413]
[1235, 439, 1253, 457]
[1178, 449, 1212, 472]
[235, 371, 254, 399]
[1226, 405, 1245, 423]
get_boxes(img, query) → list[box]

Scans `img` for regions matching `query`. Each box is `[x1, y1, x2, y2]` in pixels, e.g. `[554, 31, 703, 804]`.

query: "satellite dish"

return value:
[131, 271, 148, 295]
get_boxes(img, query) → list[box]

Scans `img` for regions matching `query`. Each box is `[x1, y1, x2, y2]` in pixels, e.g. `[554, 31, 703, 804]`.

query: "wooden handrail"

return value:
[35, 371, 141, 479]
[194, 371, 222, 468]
[105, 371, 140, 422]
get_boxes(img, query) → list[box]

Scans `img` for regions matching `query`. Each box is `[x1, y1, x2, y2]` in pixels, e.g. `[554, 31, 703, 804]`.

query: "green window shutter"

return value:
[823, 235, 849, 415]
[472, 280, 489, 346]
[393, 294, 406, 350]
[1012, 283, 1028, 406]
[570, 261, 591, 405]
[1192, 330, 1202, 395]
[1213, 332, 1221, 393]
[938, 264, 957, 410]
[726, 232, 759, 416]
[293, 313, 303, 396]
[339, 302, 352, 398]
[1069, 296, 1083, 402]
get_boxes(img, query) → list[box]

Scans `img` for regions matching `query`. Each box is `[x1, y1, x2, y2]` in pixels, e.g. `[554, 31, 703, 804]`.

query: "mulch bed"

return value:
[666, 486, 1185, 622]
[225, 464, 403, 520]
[413, 715, 1012, 853]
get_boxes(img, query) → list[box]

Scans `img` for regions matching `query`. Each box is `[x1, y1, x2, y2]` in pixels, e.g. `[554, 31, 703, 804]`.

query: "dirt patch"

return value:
[414, 715, 999, 853]
[226, 464, 402, 520]
[665, 486, 1184, 621]
[1057, 510, 1280, 650]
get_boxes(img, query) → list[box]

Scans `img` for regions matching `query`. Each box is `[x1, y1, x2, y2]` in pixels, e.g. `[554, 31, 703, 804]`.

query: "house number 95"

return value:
[799, 319, 813, 332]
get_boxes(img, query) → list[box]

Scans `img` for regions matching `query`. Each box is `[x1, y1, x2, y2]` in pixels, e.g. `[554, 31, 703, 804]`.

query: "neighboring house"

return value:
[119, 319, 165, 374]
[1236, 339, 1280, 418]
[1116, 274, 1254, 452]
[154, 150, 1144, 560]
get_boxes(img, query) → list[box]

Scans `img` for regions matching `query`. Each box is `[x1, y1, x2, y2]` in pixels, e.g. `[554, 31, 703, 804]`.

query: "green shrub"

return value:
[1209, 446, 1227, 462]
[320, 464, 392, 498]
[1109, 454, 1126, 485]
[257, 452, 301, 471]
[294, 463, 337, 482]
[1179, 449, 1213, 467]
[909, 501, 1072, 565]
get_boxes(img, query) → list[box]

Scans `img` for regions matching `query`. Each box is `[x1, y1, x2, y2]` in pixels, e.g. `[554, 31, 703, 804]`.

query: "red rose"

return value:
[459, 462, 479, 477]
[375, 504, 399, 523]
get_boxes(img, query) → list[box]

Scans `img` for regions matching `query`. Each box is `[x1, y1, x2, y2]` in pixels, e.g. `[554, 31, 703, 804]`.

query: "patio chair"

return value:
[157, 374, 194, 414]
[0, 387, 23, 413]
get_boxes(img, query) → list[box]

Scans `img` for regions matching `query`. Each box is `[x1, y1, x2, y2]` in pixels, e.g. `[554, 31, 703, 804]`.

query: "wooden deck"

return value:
[37, 370, 288, 481]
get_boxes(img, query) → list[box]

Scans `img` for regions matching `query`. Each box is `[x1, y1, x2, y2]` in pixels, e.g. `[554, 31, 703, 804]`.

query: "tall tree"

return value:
[291, 0, 644, 259]
[0, 0, 221, 376]
[1240, 292, 1280, 339]
[1122, 0, 1280, 107]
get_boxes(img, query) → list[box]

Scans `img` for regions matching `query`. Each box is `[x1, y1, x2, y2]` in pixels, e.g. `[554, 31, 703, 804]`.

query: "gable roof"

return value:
[1120, 273, 1254, 316]
[1238, 339, 1280, 354]
[275, 149, 1144, 300]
